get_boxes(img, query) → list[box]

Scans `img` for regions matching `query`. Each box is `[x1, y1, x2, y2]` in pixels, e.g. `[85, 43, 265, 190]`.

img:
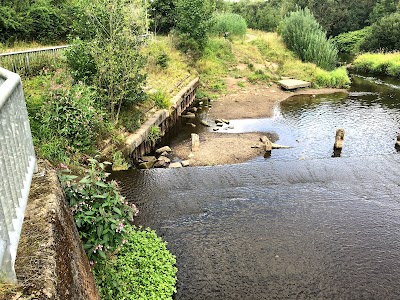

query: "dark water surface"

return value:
[112, 74, 400, 299]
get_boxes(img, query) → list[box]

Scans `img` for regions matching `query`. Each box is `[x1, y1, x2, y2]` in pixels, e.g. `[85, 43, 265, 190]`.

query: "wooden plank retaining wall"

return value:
[124, 77, 199, 160]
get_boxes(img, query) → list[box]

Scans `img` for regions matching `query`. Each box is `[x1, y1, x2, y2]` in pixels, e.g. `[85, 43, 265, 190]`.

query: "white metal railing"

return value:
[0, 45, 68, 77]
[0, 67, 36, 281]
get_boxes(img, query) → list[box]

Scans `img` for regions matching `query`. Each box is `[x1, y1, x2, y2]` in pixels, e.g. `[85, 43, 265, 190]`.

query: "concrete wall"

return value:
[15, 160, 100, 300]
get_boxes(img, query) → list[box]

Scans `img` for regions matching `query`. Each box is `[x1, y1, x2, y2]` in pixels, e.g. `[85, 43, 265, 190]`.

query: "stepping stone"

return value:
[278, 79, 311, 90]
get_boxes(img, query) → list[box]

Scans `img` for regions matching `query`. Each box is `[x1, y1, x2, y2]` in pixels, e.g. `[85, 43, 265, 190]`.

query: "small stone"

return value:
[221, 119, 230, 124]
[200, 120, 210, 127]
[181, 160, 190, 167]
[154, 160, 169, 168]
[215, 119, 223, 124]
[189, 107, 198, 113]
[228, 126, 234, 129]
[140, 156, 157, 162]
[199, 101, 203, 105]
[169, 162, 183, 168]
[182, 114, 196, 119]
[161, 151, 169, 157]
[139, 161, 155, 169]
[216, 122, 224, 127]
[155, 146, 172, 154]
[158, 156, 171, 163]
[213, 128, 219, 131]
[186, 123, 196, 128]
[188, 153, 195, 158]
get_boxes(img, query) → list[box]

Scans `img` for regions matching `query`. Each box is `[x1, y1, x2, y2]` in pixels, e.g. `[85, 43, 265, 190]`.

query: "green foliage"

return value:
[230, 0, 295, 32]
[278, 8, 338, 70]
[174, 0, 215, 56]
[314, 67, 351, 88]
[94, 226, 177, 300]
[59, 158, 139, 264]
[353, 52, 400, 77]
[65, 37, 97, 84]
[71, 0, 147, 123]
[112, 151, 130, 171]
[147, 126, 161, 143]
[248, 69, 269, 83]
[150, 90, 171, 109]
[210, 12, 247, 37]
[39, 76, 101, 153]
[149, 0, 176, 34]
[370, 0, 399, 23]
[360, 12, 400, 52]
[332, 27, 372, 54]
[156, 53, 169, 68]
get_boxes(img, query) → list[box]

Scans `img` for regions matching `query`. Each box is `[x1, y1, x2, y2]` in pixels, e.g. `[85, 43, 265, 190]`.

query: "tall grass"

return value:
[278, 8, 338, 71]
[353, 52, 400, 77]
[250, 30, 350, 88]
[210, 13, 247, 37]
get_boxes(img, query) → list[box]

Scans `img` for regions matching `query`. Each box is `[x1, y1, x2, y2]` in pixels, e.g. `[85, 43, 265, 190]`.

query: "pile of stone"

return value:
[138, 146, 190, 169]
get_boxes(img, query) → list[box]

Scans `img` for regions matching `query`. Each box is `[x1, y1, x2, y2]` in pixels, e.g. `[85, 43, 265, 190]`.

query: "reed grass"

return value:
[353, 52, 400, 77]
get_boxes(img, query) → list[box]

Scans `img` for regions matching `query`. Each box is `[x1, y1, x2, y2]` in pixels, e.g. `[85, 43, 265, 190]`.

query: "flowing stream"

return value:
[111, 74, 400, 299]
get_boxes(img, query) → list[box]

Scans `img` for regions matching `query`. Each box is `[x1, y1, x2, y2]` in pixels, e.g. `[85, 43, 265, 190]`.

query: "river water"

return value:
[112, 74, 400, 299]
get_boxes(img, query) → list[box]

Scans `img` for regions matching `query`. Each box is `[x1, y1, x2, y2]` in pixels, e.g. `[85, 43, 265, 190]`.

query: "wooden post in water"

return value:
[333, 128, 344, 157]
[395, 134, 400, 151]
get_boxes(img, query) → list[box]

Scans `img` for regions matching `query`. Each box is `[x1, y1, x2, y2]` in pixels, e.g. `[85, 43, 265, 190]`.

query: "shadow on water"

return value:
[112, 74, 400, 299]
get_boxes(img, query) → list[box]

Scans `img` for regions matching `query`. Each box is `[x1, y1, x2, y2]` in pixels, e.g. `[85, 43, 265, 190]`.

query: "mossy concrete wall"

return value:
[14, 160, 100, 299]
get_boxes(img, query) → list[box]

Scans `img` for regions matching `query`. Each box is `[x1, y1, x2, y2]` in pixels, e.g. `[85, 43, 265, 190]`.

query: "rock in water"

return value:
[192, 133, 200, 152]
[221, 119, 230, 124]
[156, 146, 172, 154]
[169, 162, 183, 168]
[200, 120, 210, 127]
[334, 128, 345, 149]
[181, 160, 190, 167]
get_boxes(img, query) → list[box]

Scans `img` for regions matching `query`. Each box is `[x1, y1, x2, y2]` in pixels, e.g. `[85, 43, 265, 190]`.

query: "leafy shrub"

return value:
[210, 12, 247, 37]
[147, 126, 161, 143]
[156, 53, 169, 68]
[278, 8, 338, 70]
[332, 27, 372, 54]
[65, 38, 97, 84]
[150, 90, 171, 109]
[360, 12, 400, 52]
[39, 77, 102, 153]
[174, 0, 214, 56]
[59, 158, 139, 263]
[248, 69, 269, 83]
[95, 226, 177, 300]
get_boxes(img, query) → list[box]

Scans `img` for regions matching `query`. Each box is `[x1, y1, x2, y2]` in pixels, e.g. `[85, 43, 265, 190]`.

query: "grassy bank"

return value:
[352, 52, 400, 77]
[196, 30, 350, 100]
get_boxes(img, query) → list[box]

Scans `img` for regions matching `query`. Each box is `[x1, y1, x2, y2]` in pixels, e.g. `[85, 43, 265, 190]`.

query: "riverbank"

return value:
[172, 80, 347, 166]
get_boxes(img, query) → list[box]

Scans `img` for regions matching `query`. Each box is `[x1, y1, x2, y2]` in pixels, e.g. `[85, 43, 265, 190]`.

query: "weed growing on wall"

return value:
[59, 158, 139, 263]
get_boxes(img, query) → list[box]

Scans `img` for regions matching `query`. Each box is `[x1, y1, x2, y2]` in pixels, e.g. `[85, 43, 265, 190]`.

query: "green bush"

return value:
[332, 27, 372, 54]
[65, 38, 97, 84]
[39, 77, 102, 154]
[278, 8, 338, 70]
[94, 226, 177, 300]
[360, 12, 400, 52]
[174, 0, 214, 56]
[314, 67, 351, 88]
[210, 12, 247, 37]
[59, 158, 139, 264]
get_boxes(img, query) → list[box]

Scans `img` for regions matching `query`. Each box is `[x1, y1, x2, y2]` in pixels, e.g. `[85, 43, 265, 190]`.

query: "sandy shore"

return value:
[172, 81, 348, 166]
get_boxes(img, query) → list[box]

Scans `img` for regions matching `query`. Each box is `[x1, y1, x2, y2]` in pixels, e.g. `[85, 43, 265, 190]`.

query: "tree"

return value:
[149, 0, 175, 34]
[174, 0, 215, 56]
[71, 0, 147, 123]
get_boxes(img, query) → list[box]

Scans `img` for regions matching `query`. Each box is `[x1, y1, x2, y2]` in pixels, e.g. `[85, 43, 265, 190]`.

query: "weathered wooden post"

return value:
[260, 136, 272, 158]
[395, 134, 400, 151]
[191, 133, 200, 152]
[333, 128, 344, 157]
